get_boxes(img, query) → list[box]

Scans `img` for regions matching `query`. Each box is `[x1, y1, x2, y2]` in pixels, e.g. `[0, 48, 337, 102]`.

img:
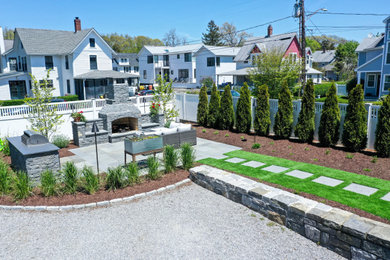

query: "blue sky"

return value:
[1, 0, 389, 42]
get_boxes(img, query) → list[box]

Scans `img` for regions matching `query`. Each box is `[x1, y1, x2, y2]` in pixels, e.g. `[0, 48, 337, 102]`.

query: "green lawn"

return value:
[199, 150, 390, 220]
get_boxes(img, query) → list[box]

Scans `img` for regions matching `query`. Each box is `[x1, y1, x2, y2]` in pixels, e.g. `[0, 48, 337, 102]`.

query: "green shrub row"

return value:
[0, 143, 196, 201]
[0, 95, 79, 106]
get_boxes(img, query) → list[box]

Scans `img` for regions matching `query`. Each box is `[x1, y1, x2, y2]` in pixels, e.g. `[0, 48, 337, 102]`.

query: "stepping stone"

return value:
[381, 193, 390, 202]
[285, 170, 313, 179]
[262, 165, 289, 173]
[343, 183, 378, 196]
[312, 176, 343, 187]
[225, 157, 246, 163]
[242, 161, 265, 168]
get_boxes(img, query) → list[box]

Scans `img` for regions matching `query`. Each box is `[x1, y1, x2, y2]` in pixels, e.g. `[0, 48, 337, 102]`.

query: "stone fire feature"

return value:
[72, 81, 164, 145]
[7, 130, 60, 184]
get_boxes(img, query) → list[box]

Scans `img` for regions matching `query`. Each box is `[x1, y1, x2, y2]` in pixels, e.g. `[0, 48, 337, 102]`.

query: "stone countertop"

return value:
[8, 136, 59, 156]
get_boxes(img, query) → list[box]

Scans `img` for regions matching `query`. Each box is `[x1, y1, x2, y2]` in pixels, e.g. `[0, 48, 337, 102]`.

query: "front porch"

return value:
[74, 70, 139, 100]
[357, 71, 382, 100]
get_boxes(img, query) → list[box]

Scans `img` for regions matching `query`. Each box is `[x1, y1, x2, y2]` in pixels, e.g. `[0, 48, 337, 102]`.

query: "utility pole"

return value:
[295, 0, 306, 90]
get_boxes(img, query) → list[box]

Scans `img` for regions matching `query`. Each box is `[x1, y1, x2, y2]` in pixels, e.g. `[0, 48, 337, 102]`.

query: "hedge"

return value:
[0, 95, 79, 106]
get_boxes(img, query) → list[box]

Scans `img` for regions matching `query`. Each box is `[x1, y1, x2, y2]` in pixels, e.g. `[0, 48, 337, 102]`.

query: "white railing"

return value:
[175, 93, 381, 150]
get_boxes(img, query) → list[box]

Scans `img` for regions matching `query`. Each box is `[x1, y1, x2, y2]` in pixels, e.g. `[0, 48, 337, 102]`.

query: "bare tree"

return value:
[163, 29, 186, 47]
[220, 22, 251, 47]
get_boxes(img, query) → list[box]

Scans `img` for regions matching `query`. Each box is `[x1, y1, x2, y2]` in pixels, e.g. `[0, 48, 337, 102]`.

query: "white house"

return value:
[0, 17, 138, 100]
[194, 45, 240, 85]
[138, 44, 203, 88]
[112, 53, 139, 86]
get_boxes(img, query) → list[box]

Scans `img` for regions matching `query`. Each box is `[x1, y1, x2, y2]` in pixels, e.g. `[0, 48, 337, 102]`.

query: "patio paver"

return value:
[285, 170, 313, 179]
[312, 176, 343, 187]
[262, 165, 289, 173]
[225, 158, 246, 164]
[242, 161, 265, 168]
[381, 192, 390, 202]
[343, 183, 378, 196]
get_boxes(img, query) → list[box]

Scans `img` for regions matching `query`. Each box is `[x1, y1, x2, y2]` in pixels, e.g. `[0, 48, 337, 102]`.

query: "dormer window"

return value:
[89, 38, 95, 47]
[21, 42, 24, 49]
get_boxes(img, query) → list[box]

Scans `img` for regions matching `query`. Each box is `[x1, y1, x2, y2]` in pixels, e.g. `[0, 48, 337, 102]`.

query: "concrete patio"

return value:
[60, 138, 241, 173]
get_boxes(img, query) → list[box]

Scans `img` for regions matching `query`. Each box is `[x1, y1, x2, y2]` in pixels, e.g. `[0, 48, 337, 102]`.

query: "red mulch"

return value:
[0, 170, 189, 206]
[58, 143, 78, 158]
[193, 124, 390, 180]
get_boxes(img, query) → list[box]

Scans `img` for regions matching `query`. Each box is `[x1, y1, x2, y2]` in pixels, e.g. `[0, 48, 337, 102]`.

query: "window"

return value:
[177, 54, 180, 59]
[67, 80, 71, 93]
[184, 53, 192, 62]
[171, 70, 174, 75]
[45, 56, 53, 69]
[207, 57, 215, 67]
[134, 66, 139, 72]
[89, 38, 95, 47]
[9, 58, 17, 71]
[116, 78, 125, 84]
[216, 57, 220, 67]
[367, 75, 375, 88]
[386, 42, 390, 64]
[288, 53, 297, 63]
[9, 81, 27, 99]
[39, 79, 53, 88]
[124, 66, 130, 73]
[143, 70, 147, 79]
[154, 55, 159, 63]
[147, 55, 153, 64]
[21, 42, 23, 49]
[65, 55, 69, 70]
[194, 69, 196, 78]
[18, 56, 21, 71]
[21, 57, 27, 72]
[113, 67, 118, 71]
[178, 69, 189, 79]
[384, 75, 390, 91]
[90, 55, 97, 70]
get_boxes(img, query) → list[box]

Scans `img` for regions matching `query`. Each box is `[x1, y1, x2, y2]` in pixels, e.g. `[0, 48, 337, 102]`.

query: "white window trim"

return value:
[366, 74, 376, 88]
[383, 74, 390, 92]
[386, 42, 390, 64]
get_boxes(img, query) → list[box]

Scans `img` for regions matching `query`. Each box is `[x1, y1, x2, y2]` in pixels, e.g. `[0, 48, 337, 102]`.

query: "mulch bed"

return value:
[193, 124, 390, 181]
[58, 143, 78, 158]
[0, 170, 189, 206]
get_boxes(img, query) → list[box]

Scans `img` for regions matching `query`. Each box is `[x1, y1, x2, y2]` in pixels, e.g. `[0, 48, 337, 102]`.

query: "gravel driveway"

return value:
[0, 183, 343, 259]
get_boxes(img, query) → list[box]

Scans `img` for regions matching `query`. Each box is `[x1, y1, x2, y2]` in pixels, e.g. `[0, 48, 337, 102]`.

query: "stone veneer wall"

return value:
[190, 165, 390, 260]
[9, 144, 60, 185]
[72, 119, 108, 147]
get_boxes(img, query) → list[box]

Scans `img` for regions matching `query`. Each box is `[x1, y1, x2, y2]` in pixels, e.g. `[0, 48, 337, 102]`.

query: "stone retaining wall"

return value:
[189, 165, 390, 260]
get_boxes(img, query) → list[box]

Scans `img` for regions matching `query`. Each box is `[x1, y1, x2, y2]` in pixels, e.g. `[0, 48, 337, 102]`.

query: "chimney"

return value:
[74, 17, 81, 32]
[322, 45, 326, 53]
[267, 25, 273, 37]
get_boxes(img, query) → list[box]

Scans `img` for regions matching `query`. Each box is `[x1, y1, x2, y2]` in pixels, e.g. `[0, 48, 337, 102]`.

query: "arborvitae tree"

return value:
[274, 81, 293, 139]
[219, 85, 234, 130]
[254, 84, 271, 136]
[374, 95, 390, 157]
[294, 80, 316, 142]
[197, 85, 208, 126]
[342, 84, 367, 151]
[235, 82, 252, 133]
[318, 83, 340, 146]
[207, 84, 220, 128]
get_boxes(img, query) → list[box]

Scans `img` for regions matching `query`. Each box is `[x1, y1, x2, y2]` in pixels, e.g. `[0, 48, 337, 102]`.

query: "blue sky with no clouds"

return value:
[1, 0, 389, 42]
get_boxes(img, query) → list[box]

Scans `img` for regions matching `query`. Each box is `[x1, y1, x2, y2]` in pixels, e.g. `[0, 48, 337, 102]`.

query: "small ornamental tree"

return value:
[207, 84, 220, 128]
[374, 95, 390, 157]
[26, 71, 63, 139]
[318, 83, 340, 146]
[295, 80, 315, 143]
[254, 84, 271, 136]
[197, 85, 208, 126]
[274, 80, 293, 139]
[342, 84, 367, 151]
[152, 75, 179, 124]
[235, 82, 252, 133]
[219, 85, 234, 130]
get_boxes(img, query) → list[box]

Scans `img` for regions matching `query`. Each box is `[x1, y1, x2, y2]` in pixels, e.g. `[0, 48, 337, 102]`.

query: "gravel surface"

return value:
[0, 183, 343, 259]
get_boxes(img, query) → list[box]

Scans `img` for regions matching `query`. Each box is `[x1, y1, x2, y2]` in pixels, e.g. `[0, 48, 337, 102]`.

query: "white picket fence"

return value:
[0, 96, 155, 139]
[175, 93, 380, 150]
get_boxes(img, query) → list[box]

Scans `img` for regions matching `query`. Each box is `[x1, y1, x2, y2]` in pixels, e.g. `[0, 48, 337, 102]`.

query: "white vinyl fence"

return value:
[175, 93, 380, 150]
[0, 96, 155, 139]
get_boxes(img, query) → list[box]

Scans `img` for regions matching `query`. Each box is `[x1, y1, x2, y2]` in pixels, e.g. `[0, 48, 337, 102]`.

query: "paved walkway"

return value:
[61, 138, 240, 173]
[0, 184, 343, 259]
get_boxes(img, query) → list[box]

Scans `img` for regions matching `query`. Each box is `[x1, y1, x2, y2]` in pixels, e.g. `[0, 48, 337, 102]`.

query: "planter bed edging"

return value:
[0, 179, 191, 212]
[189, 165, 390, 260]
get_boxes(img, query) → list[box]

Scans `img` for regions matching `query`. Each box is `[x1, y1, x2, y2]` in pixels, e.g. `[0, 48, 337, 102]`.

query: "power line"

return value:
[307, 11, 390, 16]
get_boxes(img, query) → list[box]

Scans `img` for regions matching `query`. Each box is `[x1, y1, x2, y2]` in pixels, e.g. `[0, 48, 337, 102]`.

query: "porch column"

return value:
[357, 72, 361, 84]
[83, 79, 86, 100]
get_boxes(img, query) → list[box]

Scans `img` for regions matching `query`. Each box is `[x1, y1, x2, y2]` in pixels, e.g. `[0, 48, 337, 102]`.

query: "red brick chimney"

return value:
[74, 17, 81, 32]
[267, 25, 273, 37]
